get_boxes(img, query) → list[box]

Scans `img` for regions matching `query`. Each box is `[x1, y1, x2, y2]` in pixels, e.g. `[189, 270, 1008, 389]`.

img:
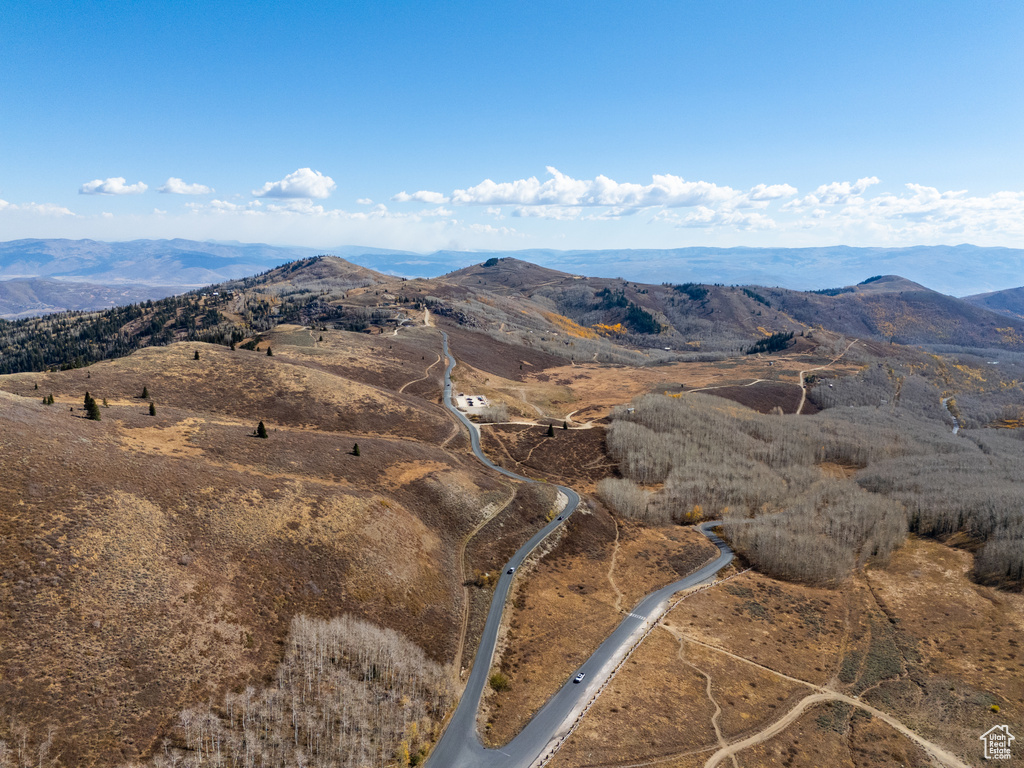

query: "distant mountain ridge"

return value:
[2, 238, 1024, 317]
[0, 278, 178, 319]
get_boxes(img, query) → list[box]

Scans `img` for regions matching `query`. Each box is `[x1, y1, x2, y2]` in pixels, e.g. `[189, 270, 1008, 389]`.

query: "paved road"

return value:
[428, 331, 733, 768]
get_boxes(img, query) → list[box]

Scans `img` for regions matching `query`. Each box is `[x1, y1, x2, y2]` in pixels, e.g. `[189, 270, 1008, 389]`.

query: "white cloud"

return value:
[101, 212, 114, 219]
[391, 189, 450, 204]
[0, 199, 75, 216]
[511, 205, 582, 220]
[468, 223, 520, 236]
[356, 198, 374, 205]
[783, 176, 880, 211]
[653, 207, 777, 230]
[445, 167, 797, 221]
[252, 167, 336, 199]
[189, 199, 265, 215]
[775, 182, 1024, 243]
[264, 199, 325, 215]
[158, 177, 213, 195]
[748, 183, 798, 201]
[79, 176, 148, 195]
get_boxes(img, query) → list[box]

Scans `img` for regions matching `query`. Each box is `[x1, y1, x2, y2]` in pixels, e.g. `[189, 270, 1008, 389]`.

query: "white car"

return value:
[573, 672, 585, 684]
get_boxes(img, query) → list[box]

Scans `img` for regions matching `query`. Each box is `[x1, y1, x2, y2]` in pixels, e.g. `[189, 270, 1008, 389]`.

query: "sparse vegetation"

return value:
[742, 287, 771, 307]
[489, 672, 511, 692]
[146, 614, 455, 768]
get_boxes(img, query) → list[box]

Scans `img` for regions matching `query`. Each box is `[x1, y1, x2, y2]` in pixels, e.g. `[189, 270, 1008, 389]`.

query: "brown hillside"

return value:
[766, 280, 1024, 349]
[446, 257, 575, 292]
[0, 329, 509, 766]
[964, 285, 1024, 321]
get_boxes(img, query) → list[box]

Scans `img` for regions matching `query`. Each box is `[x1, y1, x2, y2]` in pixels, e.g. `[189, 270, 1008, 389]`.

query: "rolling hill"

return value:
[963, 285, 1024, 321]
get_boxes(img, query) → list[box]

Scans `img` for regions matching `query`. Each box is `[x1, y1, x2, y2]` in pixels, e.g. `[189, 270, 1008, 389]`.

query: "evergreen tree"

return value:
[352, 443, 360, 456]
[546, 423, 555, 437]
[34, 382, 38, 390]
[85, 393, 101, 421]
[267, 347, 273, 356]
[141, 386, 149, 399]
[563, 421, 568, 430]
[194, 349, 200, 360]
[256, 421, 268, 438]
[149, 402, 156, 416]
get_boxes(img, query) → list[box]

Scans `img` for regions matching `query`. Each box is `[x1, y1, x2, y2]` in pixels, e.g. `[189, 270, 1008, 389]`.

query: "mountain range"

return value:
[1, 238, 1024, 318]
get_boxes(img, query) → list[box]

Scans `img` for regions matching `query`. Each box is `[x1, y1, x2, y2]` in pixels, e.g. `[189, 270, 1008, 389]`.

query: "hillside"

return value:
[0, 256, 392, 375]
[5, 255, 1023, 382]
[964, 285, 1024, 320]
[758, 275, 1024, 349]
[0, 323, 521, 765]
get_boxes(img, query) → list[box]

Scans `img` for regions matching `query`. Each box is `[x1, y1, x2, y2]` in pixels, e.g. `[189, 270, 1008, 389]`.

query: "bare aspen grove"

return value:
[124, 614, 454, 768]
[600, 387, 1024, 588]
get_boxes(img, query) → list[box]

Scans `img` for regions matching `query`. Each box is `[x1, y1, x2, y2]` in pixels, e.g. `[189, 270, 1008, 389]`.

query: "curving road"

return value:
[429, 331, 733, 768]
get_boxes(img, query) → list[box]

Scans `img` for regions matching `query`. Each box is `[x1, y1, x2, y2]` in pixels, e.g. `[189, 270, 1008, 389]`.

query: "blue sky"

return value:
[1, 1, 1022, 250]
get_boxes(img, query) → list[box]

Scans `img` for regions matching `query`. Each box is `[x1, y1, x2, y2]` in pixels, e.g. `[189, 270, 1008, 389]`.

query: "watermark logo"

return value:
[980, 725, 1015, 761]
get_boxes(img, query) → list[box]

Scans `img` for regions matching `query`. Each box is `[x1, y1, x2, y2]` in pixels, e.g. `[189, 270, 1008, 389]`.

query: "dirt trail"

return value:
[796, 338, 858, 414]
[517, 388, 545, 417]
[607, 518, 625, 613]
[685, 377, 769, 394]
[656, 630, 968, 768]
[672, 634, 736, 768]
[398, 352, 441, 393]
[702, 691, 969, 768]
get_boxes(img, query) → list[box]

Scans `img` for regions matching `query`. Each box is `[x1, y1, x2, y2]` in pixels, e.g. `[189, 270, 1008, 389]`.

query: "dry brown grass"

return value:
[482, 509, 719, 746]
[544, 537, 1022, 768]
[0, 329, 509, 766]
[481, 423, 615, 493]
[738, 703, 931, 768]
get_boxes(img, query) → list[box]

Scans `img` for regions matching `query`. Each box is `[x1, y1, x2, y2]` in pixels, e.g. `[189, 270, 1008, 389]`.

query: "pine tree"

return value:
[194, 349, 200, 360]
[149, 402, 156, 416]
[256, 421, 268, 438]
[546, 423, 555, 437]
[34, 382, 38, 390]
[266, 347, 273, 356]
[86, 394, 101, 421]
[563, 421, 568, 430]
[141, 386, 149, 399]
[352, 443, 360, 456]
